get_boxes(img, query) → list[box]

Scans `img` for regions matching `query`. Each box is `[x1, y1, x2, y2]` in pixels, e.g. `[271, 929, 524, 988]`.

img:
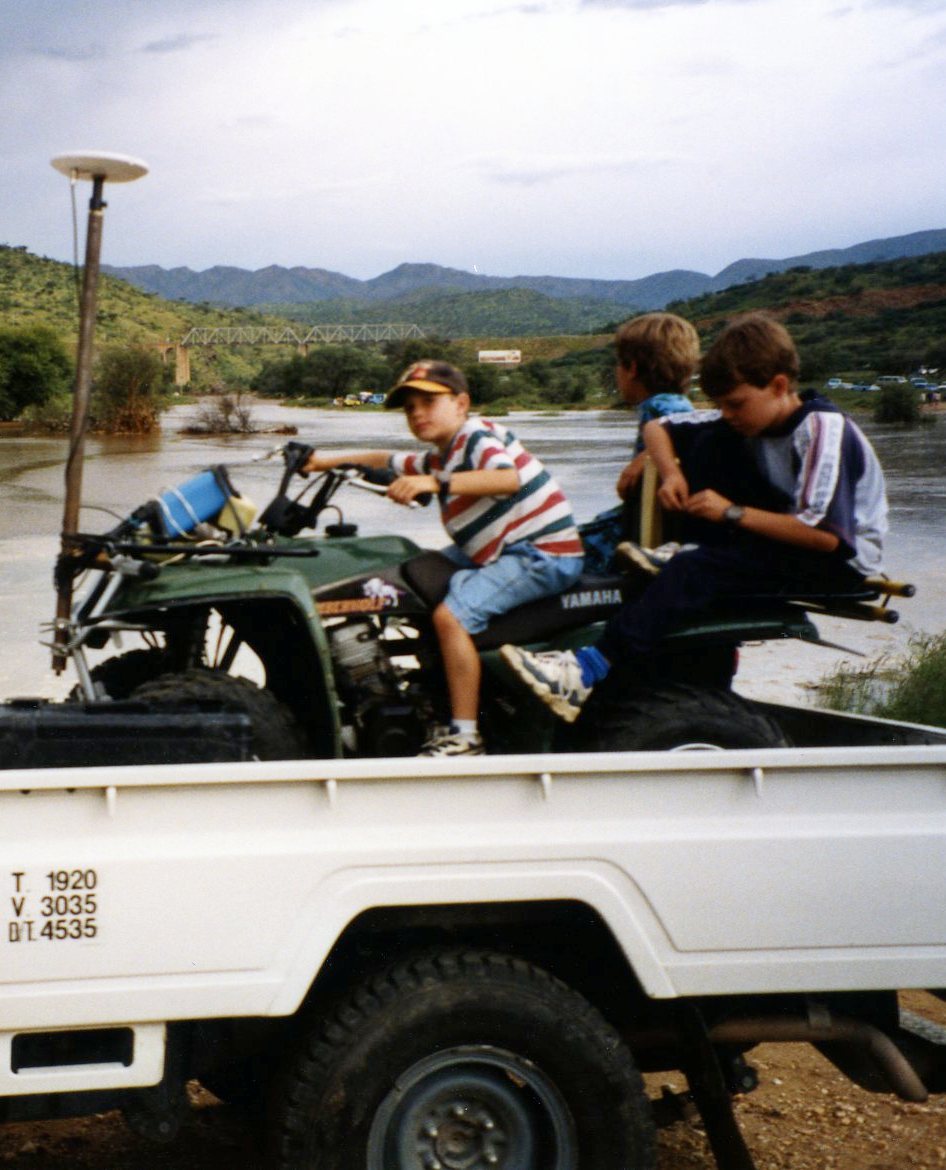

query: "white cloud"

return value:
[480, 154, 677, 186]
[139, 33, 219, 55]
[0, 0, 943, 281]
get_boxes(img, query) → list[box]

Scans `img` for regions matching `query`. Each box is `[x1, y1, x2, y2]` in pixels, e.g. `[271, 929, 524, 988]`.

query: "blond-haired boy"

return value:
[613, 312, 698, 499]
[503, 314, 887, 722]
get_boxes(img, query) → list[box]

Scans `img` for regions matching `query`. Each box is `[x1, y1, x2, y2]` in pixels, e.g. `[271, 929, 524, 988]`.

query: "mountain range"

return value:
[103, 228, 946, 313]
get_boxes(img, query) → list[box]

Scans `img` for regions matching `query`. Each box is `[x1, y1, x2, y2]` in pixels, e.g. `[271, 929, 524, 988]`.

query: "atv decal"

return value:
[560, 587, 622, 610]
[363, 577, 401, 608]
[316, 575, 406, 616]
[318, 597, 387, 616]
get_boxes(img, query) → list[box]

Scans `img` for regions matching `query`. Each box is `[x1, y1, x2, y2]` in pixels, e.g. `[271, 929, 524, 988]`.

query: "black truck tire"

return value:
[270, 949, 656, 1170]
[579, 682, 790, 752]
[130, 669, 304, 760]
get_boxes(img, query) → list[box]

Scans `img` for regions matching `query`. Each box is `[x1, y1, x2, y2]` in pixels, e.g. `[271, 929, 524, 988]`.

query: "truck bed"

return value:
[2, 717, 945, 1039]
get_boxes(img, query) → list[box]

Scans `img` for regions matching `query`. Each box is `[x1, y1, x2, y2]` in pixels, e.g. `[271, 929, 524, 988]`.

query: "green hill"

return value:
[264, 286, 620, 337]
[7, 241, 946, 393]
[0, 244, 298, 389]
[665, 251, 946, 379]
[103, 227, 946, 310]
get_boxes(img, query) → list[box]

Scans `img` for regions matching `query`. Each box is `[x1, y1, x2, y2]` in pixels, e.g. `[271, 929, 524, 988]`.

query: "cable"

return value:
[69, 170, 81, 309]
[80, 504, 128, 523]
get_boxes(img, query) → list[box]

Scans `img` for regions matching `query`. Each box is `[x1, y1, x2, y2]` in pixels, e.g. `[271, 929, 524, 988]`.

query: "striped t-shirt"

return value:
[390, 417, 583, 565]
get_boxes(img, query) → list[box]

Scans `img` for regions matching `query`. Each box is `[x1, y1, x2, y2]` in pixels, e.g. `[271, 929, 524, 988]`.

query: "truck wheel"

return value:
[130, 669, 305, 760]
[271, 950, 655, 1170]
[579, 682, 790, 751]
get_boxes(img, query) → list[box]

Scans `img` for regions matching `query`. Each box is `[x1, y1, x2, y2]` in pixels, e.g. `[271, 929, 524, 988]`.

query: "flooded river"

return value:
[0, 403, 943, 703]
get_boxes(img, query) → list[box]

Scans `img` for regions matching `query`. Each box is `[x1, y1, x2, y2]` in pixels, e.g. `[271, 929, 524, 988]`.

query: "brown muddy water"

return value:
[0, 403, 943, 703]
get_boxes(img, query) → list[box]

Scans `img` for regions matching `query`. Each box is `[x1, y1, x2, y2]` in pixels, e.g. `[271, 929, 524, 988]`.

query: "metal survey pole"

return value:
[49, 152, 148, 672]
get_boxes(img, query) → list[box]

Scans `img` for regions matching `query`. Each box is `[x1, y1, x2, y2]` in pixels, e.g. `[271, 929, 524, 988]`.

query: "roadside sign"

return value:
[478, 350, 521, 366]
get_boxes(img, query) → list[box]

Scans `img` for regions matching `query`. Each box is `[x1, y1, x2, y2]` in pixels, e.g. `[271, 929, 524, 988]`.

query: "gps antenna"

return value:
[48, 151, 149, 672]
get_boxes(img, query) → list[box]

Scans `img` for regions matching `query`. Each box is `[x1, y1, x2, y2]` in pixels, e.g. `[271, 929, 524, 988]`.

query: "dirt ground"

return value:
[0, 993, 942, 1169]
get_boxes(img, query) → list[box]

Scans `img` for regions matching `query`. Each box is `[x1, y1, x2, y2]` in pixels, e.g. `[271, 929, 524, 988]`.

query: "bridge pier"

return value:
[174, 345, 191, 387]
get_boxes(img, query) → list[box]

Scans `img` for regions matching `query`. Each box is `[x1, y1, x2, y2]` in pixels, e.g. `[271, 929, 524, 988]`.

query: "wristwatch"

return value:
[723, 504, 746, 528]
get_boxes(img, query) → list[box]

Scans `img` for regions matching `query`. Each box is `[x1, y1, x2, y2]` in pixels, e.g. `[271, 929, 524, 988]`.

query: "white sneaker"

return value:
[500, 646, 592, 723]
[419, 728, 485, 756]
[615, 540, 681, 577]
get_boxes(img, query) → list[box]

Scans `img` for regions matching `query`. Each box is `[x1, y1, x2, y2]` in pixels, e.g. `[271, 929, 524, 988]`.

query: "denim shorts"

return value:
[441, 542, 584, 635]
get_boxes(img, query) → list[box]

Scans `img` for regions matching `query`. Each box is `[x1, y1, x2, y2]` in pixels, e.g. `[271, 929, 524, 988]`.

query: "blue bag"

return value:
[578, 505, 625, 575]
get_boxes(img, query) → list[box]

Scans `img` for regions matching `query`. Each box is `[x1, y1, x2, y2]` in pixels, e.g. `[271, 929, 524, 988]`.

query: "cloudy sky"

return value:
[2, 0, 943, 281]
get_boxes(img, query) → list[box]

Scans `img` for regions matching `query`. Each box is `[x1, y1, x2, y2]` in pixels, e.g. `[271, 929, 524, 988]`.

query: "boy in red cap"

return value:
[304, 359, 583, 754]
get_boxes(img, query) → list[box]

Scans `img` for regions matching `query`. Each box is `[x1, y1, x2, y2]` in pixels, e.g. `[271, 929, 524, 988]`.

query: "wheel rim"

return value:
[367, 1045, 577, 1170]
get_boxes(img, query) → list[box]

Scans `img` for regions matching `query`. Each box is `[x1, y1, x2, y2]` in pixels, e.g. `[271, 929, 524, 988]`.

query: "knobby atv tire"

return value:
[68, 648, 173, 701]
[270, 949, 656, 1170]
[578, 682, 790, 752]
[130, 669, 304, 761]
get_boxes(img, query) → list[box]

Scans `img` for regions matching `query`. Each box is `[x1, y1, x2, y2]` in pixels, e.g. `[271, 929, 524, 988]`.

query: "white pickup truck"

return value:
[2, 702, 946, 1170]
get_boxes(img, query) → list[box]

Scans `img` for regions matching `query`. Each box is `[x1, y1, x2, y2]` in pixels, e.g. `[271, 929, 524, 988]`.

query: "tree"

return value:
[464, 363, 501, 405]
[92, 345, 168, 433]
[381, 336, 457, 381]
[255, 353, 307, 398]
[0, 326, 72, 419]
[254, 345, 390, 401]
[297, 345, 389, 400]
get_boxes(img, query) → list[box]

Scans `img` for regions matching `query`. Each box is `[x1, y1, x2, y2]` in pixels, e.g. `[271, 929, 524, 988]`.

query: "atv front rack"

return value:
[55, 532, 320, 590]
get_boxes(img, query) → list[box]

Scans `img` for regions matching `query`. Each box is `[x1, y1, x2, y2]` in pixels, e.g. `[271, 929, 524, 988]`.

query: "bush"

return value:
[873, 382, 920, 424]
[188, 392, 257, 434]
[880, 632, 946, 727]
[92, 345, 169, 433]
[815, 632, 946, 728]
[0, 325, 72, 419]
[19, 391, 74, 433]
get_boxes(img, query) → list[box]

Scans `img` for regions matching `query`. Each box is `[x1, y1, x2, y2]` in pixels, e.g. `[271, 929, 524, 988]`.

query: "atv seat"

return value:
[400, 549, 912, 653]
[400, 551, 640, 650]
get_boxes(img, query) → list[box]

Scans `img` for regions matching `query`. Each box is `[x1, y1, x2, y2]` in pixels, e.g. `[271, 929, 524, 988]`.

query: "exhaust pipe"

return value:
[709, 1011, 928, 1103]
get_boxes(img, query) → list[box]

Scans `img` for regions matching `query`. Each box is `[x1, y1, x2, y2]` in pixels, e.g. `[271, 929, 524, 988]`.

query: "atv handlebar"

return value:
[282, 441, 316, 477]
[332, 464, 432, 509]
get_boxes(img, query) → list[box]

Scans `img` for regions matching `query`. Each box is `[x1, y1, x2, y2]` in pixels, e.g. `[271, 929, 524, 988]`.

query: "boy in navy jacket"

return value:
[503, 314, 888, 722]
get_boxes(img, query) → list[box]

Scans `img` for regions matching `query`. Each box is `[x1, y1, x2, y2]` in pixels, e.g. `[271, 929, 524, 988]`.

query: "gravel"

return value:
[1, 993, 943, 1169]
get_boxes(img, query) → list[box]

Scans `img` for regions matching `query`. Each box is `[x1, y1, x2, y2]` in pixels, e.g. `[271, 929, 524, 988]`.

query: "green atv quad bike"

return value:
[58, 442, 909, 759]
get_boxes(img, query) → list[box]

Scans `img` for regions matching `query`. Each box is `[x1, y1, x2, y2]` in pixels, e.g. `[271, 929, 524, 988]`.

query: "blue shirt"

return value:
[635, 392, 693, 452]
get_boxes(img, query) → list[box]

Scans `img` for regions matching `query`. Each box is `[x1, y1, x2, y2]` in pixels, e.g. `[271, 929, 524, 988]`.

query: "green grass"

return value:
[664, 252, 946, 381]
[815, 632, 946, 728]
[0, 244, 299, 392]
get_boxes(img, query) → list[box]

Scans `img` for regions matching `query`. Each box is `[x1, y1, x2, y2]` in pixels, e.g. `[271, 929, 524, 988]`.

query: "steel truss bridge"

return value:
[179, 323, 427, 347]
